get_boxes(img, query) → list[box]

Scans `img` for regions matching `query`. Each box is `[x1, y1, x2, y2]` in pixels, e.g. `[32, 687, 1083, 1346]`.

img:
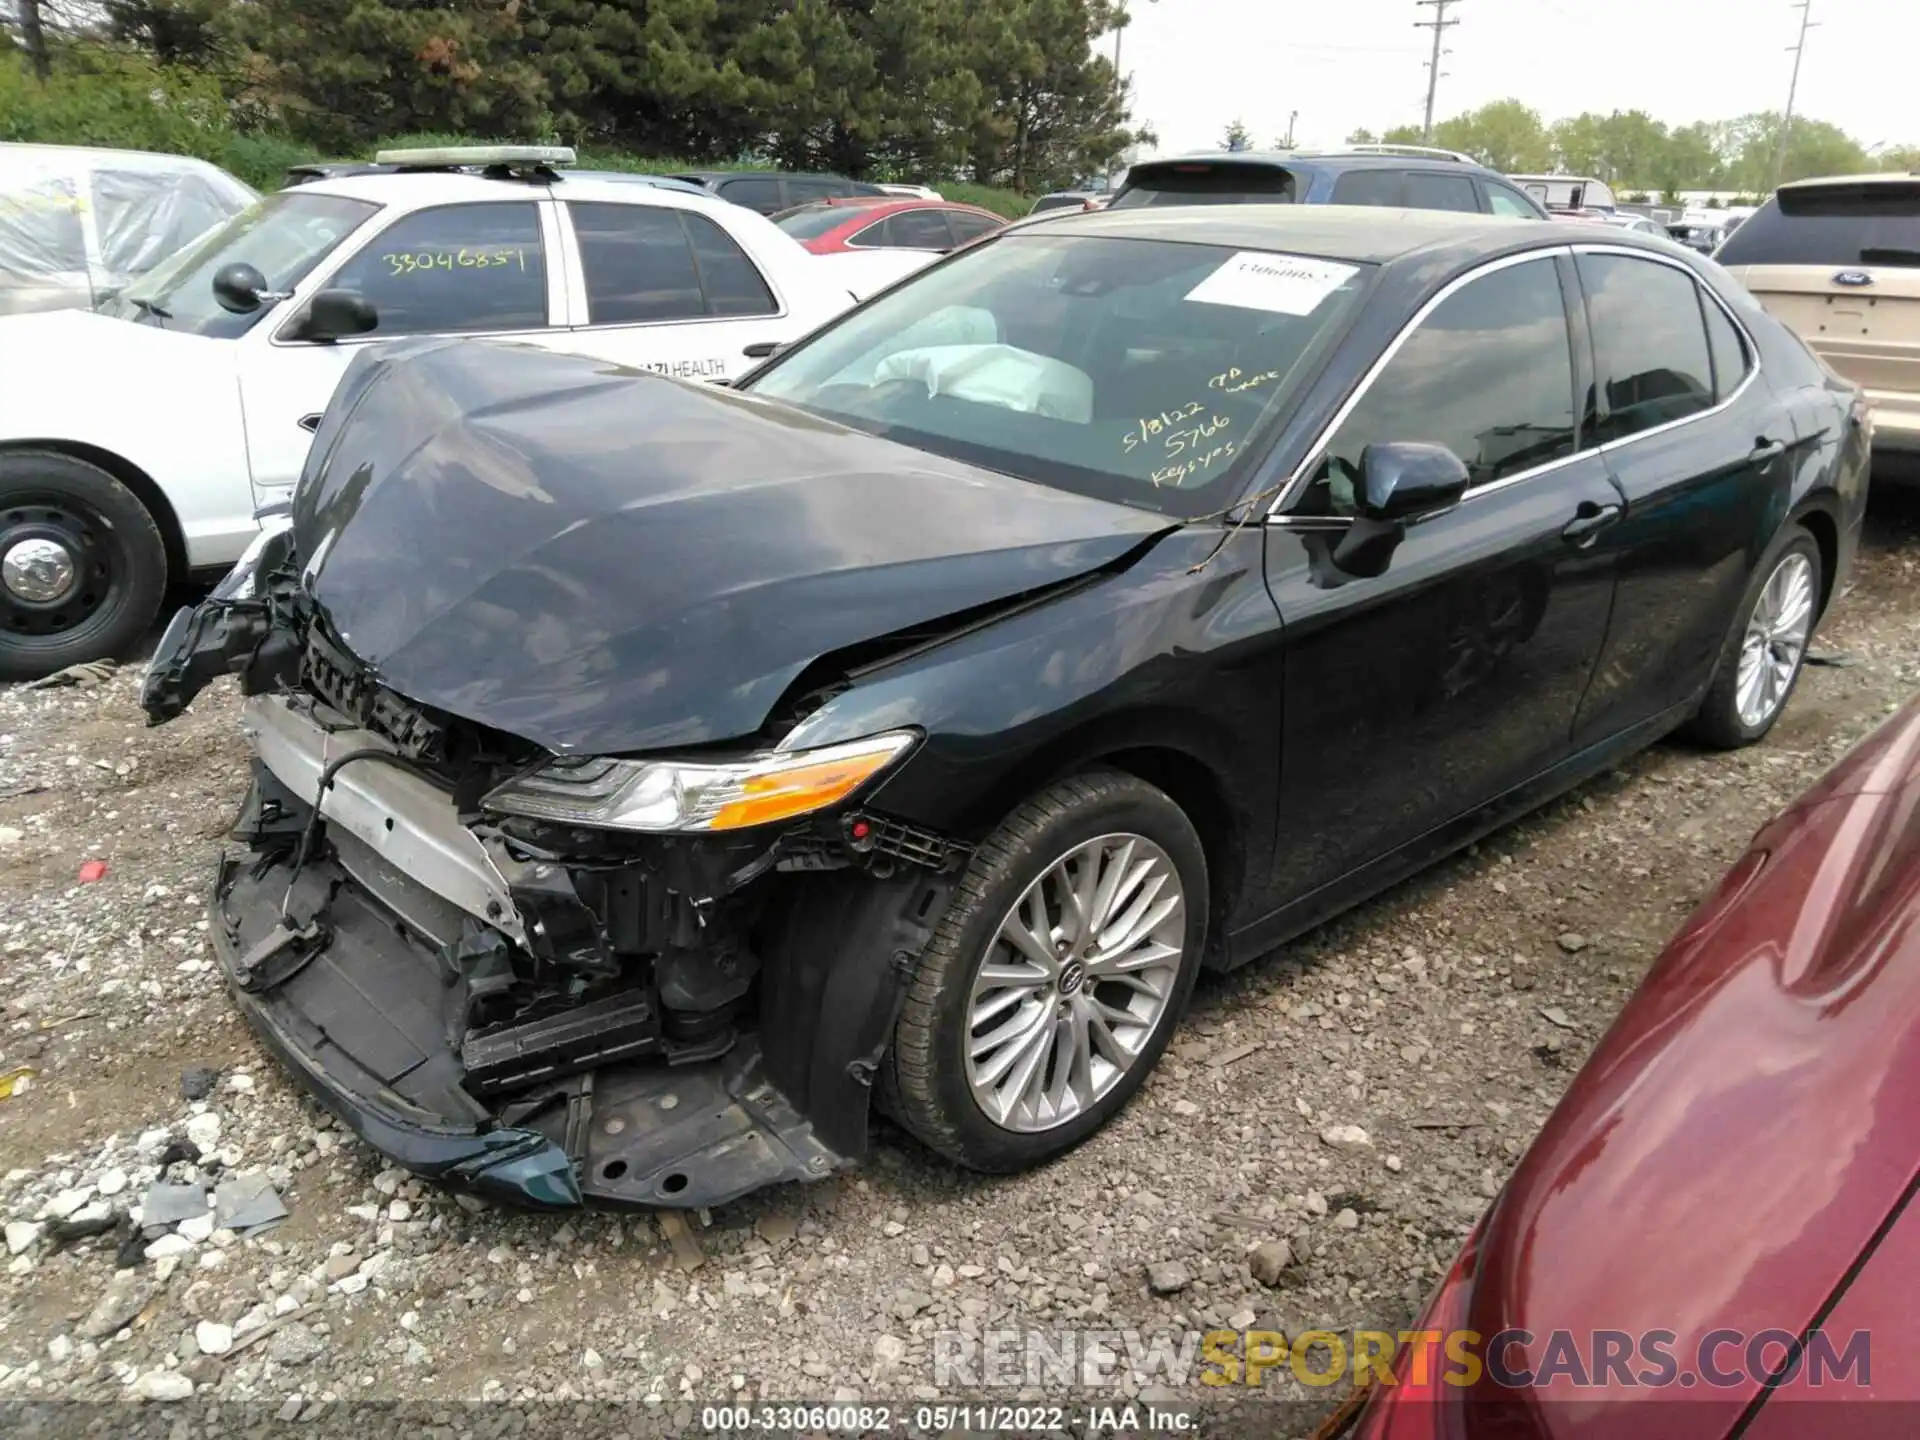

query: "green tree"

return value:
[1345, 126, 1377, 145]
[1223, 116, 1250, 150]
[1432, 99, 1550, 171]
[235, 0, 548, 149]
[1658, 121, 1721, 191]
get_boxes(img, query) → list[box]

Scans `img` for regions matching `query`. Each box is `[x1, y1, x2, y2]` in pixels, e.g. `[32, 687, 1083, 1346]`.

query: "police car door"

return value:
[549, 196, 794, 384]
[237, 197, 572, 496]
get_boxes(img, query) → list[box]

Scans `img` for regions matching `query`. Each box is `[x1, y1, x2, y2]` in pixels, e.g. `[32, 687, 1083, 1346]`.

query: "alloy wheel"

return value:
[964, 832, 1187, 1133]
[1735, 551, 1815, 730]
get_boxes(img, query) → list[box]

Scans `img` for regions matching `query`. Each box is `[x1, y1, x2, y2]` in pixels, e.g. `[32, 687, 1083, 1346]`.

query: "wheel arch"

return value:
[1788, 497, 1839, 623]
[950, 714, 1252, 966]
[0, 439, 188, 585]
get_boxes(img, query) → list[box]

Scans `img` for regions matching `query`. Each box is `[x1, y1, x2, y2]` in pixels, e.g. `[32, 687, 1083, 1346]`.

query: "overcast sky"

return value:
[1121, 0, 1918, 155]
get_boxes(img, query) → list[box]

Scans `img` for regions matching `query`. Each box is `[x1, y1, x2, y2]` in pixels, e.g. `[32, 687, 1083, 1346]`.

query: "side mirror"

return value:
[1331, 442, 1470, 579]
[212, 261, 271, 314]
[295, 289, 378, 344]
[1355, 441, 1471, 522]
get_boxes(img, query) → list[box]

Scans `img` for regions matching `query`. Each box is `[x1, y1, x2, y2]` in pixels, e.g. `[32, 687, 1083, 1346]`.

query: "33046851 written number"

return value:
[381, 247, 532, 277]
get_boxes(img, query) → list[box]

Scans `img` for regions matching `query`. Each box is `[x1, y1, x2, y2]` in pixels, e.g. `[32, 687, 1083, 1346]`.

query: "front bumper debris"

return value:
[204, 690, 886, 1210]
[212, 844, 847, 1209]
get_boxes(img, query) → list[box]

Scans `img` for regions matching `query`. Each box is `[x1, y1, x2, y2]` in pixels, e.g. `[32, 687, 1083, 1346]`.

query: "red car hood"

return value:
[1444, 694, 1920, 1437]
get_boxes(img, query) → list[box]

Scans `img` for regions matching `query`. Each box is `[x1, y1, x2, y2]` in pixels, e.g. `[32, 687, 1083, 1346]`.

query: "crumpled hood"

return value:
[294, 338, 1169, 756]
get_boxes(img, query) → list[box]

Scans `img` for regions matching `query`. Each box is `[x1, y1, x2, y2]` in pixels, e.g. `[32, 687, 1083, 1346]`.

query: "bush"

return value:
[0, 60, 1038, 210]
[0, 49, 234, 160]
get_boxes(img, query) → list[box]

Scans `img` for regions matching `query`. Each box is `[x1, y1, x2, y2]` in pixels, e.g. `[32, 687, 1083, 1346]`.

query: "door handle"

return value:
[1750, 437, 1787, 463]
[1561, 500, 1622, 545]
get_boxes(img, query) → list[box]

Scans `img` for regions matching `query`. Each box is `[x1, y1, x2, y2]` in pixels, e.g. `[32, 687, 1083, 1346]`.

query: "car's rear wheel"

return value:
[1685, 525, 1822, 749]
[883, 770, 1208, 1172]
[0, 451, 167, 682]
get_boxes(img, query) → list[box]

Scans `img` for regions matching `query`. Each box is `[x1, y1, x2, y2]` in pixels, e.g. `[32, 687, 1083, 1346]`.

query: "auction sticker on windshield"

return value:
[1184, 252, 1359, 316]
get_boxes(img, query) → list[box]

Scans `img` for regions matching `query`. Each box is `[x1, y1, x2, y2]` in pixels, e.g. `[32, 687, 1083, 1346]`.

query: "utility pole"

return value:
[1771, 0, 1817, 190]
[1415, 0, 1460, 143]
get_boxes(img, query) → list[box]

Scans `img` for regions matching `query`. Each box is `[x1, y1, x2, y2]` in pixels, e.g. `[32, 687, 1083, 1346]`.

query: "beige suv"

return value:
[1717, 173, 1920, 471]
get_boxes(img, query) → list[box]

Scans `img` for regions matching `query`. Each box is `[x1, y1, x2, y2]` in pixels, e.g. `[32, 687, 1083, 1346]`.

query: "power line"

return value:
[1771, 0, 1818, 190]
[1415, 0, 1461, 142]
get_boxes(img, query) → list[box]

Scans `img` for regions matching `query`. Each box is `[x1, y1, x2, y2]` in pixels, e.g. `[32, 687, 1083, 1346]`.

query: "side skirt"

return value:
[1221, 698, 1698, 969]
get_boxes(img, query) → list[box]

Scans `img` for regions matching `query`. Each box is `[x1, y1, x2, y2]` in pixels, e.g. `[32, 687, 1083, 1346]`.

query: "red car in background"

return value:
[1343, 689, 1920, 1439]
[770, 197, 1006, 255]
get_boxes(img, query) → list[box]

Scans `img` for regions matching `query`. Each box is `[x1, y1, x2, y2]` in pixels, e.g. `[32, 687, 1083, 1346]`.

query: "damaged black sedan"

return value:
[142, 207, 1869, 1210]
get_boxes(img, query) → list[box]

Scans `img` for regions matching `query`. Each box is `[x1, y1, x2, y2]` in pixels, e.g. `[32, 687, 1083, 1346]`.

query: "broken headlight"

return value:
[210, 512, 295, 602]
[480, 731, 917, 833]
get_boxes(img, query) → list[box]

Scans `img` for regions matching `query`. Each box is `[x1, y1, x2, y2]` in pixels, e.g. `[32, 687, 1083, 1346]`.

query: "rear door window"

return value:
[1715, 181, 1920, 268]
[570, 203, 705, 323]
[889, 209, 957, 250]
[1577, 254, 1716, 441]
[717, 177, 783, 214]
[1330, 170, 1405, 208]
[570, 203, 778, 322]
[1404, 172, 1479, 213]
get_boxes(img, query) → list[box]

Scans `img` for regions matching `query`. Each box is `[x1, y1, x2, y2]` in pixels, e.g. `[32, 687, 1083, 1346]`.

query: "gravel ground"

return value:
[2, 489, 1917, 1435]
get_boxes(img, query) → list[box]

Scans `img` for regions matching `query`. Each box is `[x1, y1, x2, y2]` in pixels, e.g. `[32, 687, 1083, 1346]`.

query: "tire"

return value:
[0, 450, 168, 683]
[883, 769, 1209, 1173]
[1684, 524, 1822, 750]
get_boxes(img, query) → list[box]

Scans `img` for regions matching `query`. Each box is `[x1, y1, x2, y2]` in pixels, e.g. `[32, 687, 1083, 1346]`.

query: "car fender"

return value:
[0, 310, 256, 568]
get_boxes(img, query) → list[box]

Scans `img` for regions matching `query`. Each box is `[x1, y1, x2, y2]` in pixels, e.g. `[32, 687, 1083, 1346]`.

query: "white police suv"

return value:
[0, 147, 909, 680]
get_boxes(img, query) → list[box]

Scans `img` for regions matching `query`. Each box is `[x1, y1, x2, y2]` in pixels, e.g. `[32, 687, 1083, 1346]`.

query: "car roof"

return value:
[1015, 203, 1554, 263]
[0, 141, 240, 177]
[1128, 149, 1498, 178]
[1778, 170, 1920, 191]
[283, 170, 753, 213]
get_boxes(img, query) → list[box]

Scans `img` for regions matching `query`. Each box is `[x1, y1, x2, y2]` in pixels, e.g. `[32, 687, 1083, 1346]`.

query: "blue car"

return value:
[1109, 145, 1549, 220]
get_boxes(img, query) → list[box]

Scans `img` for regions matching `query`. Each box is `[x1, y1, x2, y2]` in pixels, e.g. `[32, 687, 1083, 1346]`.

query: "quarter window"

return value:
[948, 211, 1003, 244]
[324, 203, 546, 337]
[1577, 254, 1714, 442]
[1701, 292, 1751, 401]
[1485, 184, 1539, 219]
[1304, 256, 1576, 511]
[685, 212, 778, 316]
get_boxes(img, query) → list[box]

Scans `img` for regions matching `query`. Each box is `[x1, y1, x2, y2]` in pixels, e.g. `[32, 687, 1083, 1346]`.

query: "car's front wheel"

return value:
[884, 770, 1208, 1173]
[0, 450, 168, 682]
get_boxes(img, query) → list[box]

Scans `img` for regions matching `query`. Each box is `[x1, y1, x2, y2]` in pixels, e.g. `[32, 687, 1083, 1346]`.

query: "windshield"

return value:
[1716, 182, 1920, 268]
[100, 190, 380, 336]
[744, 233, 1371, 518]
[772, 204, 857, 240]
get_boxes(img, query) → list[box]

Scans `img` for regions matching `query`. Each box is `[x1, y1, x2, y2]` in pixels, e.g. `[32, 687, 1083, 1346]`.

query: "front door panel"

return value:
[1265, 457, 1620, 897]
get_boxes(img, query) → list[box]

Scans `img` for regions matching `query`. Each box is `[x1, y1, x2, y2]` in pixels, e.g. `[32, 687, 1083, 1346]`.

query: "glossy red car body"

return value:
[769, 198, 1007, 255]
[1350, 690, 1920, 1439]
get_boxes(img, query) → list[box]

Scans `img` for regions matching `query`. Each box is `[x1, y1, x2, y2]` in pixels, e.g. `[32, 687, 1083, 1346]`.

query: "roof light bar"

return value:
[373, 145, 577, 169]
